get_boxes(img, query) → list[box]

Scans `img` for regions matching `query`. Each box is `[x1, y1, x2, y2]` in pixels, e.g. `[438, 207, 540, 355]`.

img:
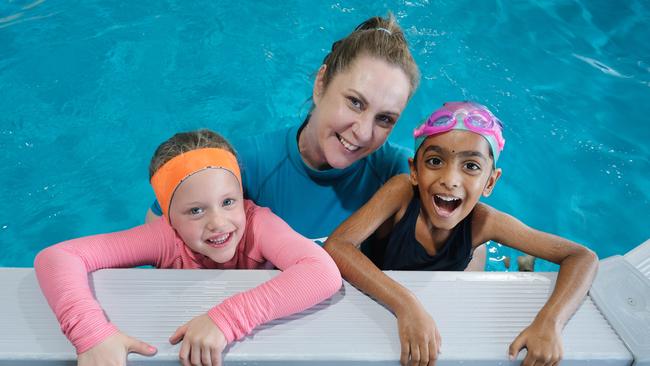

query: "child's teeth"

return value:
[209, 233, 229, 244]
[436, 195, 459, 201]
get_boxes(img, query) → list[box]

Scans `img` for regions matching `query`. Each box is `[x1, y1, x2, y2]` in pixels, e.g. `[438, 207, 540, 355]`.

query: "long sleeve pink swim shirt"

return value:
[34, 200, 341, 354]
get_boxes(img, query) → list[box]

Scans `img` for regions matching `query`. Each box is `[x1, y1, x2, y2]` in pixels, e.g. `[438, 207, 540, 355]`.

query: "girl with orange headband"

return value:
[34, 129, 342, 366]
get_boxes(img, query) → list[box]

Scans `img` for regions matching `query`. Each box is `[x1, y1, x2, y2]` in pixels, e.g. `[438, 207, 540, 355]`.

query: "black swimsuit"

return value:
[365, 191, 474, 271]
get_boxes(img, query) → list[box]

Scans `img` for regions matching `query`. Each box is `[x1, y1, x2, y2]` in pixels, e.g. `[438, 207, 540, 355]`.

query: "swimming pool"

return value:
[1, 1, 648, 270]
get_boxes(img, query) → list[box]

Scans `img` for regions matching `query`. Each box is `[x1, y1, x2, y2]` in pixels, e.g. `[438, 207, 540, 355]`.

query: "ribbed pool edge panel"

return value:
[0, 268, 632, 365]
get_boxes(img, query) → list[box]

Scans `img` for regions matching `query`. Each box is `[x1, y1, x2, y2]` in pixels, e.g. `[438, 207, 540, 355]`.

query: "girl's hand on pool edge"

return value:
[395, 302, 441, 366]
[170, 313, 227, 366]
[508, 317, 563, 366]
[78, 331, 157, 366]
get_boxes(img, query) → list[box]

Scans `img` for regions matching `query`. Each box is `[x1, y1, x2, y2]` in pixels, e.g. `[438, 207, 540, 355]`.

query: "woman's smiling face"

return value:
[303, 54, 411, 170]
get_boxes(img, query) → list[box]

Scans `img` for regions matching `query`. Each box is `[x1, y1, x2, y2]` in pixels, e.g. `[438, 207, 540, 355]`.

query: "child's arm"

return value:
[474, 204, 598, 364]
[168, 205, 343, 365]
[202, 207, 342, 342]
[34, 218, 175, 355]
[324, 174, 441, 366]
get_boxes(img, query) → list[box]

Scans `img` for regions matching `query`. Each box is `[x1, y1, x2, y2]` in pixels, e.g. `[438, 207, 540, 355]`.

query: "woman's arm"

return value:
[34, 219, 175, 353]
[206, 207, 342, 343]
[475, 204, 598, 363]
[324, 174, 440, 365]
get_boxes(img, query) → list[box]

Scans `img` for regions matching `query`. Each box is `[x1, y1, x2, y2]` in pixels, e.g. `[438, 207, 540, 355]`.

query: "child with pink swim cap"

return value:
[35, 129, 341, 366]
[325, 102, 598, 366]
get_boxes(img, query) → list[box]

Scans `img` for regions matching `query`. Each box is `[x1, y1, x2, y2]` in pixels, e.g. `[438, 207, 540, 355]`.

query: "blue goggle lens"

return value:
[429, 115, 452, 127]
[466, 113, 492, 129]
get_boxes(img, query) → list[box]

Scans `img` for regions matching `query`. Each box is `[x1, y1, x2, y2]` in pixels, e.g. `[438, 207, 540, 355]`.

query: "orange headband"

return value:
[150, 148, 241, 219]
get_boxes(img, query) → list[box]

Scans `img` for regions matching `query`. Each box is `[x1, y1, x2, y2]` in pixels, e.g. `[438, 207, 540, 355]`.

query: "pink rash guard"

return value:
[34, 200, 341, 354]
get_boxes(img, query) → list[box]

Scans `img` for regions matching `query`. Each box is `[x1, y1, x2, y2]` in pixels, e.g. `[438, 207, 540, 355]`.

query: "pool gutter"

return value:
[0, 239, 648, 365]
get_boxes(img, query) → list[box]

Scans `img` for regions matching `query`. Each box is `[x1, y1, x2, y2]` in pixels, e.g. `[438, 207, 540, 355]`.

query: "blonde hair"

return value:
[320, 13, 420, 97]
[149, 129, 236, 180]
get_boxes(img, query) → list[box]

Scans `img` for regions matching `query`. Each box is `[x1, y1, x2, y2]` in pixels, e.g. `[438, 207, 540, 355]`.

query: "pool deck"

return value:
[0, 263, 642, 365]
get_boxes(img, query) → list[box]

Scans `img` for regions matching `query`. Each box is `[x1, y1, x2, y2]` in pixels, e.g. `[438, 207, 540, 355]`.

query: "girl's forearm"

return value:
[325, 238, 420, 315]
[534, 247, 598, 327]
[211, 208, 343, 343]
[34, 220, 173, 353]
[208, 250, 341, 343]
[34, 244, 119, 353]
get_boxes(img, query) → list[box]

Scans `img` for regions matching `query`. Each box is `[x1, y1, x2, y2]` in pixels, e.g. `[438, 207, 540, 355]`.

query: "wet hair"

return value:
[149, 129, 237, 179]
[320, 13, 420, 98]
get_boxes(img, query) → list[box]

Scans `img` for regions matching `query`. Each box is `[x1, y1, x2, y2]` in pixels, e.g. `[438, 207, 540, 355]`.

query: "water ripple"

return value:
[0, 13, 23, 24]
[572, 53, 632, 78]
[0, 11, 59, 29]
[22, 0, 46, 11]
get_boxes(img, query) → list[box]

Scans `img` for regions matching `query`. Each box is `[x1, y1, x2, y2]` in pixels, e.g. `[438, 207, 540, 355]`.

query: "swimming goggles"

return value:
[414, 101, 505, 163]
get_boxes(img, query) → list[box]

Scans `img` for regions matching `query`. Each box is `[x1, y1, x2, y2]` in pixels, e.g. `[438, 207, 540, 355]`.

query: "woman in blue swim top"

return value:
[147, 14, 421, 240]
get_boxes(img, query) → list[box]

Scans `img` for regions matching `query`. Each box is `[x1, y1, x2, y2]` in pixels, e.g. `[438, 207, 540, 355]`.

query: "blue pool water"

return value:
[1, 1, 649, 269]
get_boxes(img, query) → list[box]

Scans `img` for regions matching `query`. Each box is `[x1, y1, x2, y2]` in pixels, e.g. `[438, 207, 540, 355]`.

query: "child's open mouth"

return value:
[205, 232, 232, 248]
[432, 194, 462, 218]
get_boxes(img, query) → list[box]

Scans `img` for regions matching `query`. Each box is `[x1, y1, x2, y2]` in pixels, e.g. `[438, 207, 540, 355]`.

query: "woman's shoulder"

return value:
[366, 141, 412, 177]
[231, 126, 297, 190]
[370, 140, 412, 161]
